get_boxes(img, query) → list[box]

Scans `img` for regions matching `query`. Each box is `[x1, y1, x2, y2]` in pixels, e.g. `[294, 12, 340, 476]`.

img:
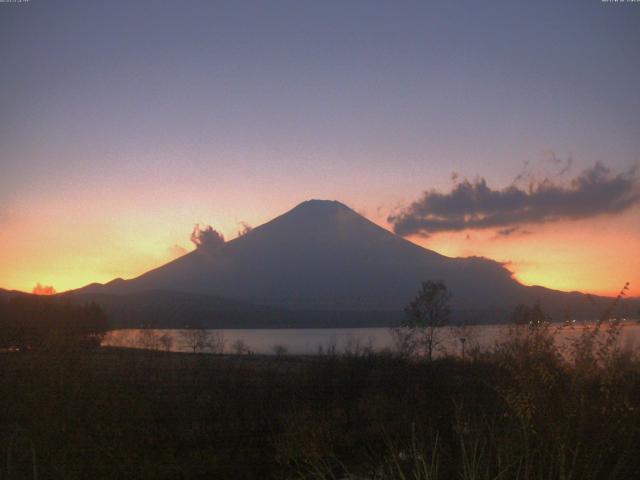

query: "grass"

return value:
[0, 319, 638, 479]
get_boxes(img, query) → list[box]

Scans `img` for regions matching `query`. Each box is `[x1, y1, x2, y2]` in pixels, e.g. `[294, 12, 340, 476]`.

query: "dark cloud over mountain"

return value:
[237, 222, 253, 237]
[389, 163, 639, 237]
[190, 225, 225, 250]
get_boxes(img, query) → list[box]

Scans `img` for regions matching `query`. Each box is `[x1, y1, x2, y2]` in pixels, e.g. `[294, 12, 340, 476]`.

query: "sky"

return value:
[1, 0, 639, 296]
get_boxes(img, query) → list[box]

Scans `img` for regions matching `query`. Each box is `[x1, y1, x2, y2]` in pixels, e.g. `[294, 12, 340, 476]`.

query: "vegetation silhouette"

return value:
[0, 283, 638, 478]
[179, 325, 225, 354]
[392, 280, 451, 360]
[0, 296, 107, 351]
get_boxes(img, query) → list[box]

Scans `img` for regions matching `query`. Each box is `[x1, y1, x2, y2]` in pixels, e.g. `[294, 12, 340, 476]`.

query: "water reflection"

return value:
[102, 322, 640, 356]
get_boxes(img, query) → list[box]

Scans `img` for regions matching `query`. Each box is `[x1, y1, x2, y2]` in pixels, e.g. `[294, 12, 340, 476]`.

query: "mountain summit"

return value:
[76, 200, 608, 324]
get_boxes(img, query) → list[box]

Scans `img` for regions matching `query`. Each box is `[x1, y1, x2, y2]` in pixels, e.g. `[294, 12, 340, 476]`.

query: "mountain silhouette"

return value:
[71, 199, 636, 326]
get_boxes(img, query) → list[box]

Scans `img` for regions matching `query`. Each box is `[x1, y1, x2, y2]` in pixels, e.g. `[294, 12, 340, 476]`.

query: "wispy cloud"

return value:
[492, 226, 532, 239]
[513, 151, 573, 186]
[389, 163, 639, 237]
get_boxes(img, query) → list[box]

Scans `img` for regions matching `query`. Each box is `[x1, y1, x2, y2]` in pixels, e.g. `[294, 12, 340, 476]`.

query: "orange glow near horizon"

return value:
[413, 209, 640, 297]
[32, 283, 57, 295]
[2, 1, 639, 302]
[1, 195, 639, 298]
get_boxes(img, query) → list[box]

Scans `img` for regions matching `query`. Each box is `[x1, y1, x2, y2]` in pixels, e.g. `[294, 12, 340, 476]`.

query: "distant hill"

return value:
[62, 290, 398, 329]
[69, 200, 639, 327]
[0, 288, 29, 301]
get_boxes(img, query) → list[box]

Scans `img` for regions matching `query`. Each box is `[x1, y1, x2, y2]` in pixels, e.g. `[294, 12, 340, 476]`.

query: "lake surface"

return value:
[102, 322, 640, 356]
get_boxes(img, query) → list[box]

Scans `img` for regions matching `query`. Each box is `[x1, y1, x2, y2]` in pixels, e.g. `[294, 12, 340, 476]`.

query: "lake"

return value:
[102, 321, 640, 356]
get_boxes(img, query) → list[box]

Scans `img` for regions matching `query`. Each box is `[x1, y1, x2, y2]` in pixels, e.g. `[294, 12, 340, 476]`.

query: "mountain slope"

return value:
[81, 201, 517, 308]
[74, 199, 631, 324]
[63, 290, 397, 329]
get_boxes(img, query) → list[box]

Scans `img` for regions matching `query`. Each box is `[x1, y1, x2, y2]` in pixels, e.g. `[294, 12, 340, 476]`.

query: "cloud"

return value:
[512, 152, 573, 186]
[32, 283, 56, 295]
[389, 163, 639, 237]
[558, 156, 573, 176]
[542, 150, 573, 176]
[493, 226, 532, 239]
[190, 224, 225, 250]
[237, 222, 253, 237]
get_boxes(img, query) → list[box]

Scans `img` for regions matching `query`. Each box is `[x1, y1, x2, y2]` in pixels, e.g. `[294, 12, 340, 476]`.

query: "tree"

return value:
[510, 303, 549, 328]
[209, 331, 226, 354]
[231, 338, 249, 355]
[180, 327, 211, 354]
[393, 280, 451, 360]
[158, 333, 174, 352]
[179, 327, 225, 354]
[139, 327, 160, 351]
[0, 296, 107, 352]
[272, 344, 288, 357]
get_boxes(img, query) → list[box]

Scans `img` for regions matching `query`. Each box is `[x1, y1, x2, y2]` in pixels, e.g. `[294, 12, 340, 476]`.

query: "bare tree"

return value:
[231, 338, 249, 355]
[393, 280, 451, 360]
[158, 333, 174, 352]
[209, 331, 226, 354]
[180, 327, 214, 354]
[272, 344, 288, 357]
[140, 329, 160, 351]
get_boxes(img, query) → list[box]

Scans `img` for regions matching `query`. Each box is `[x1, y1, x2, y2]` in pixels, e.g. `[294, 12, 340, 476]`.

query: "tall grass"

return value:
[0, 286, 638, 478]
[276, 289, 639, 479]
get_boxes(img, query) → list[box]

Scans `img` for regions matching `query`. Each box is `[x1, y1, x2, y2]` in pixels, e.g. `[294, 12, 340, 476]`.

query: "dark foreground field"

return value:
[1, 331, 639, 480]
